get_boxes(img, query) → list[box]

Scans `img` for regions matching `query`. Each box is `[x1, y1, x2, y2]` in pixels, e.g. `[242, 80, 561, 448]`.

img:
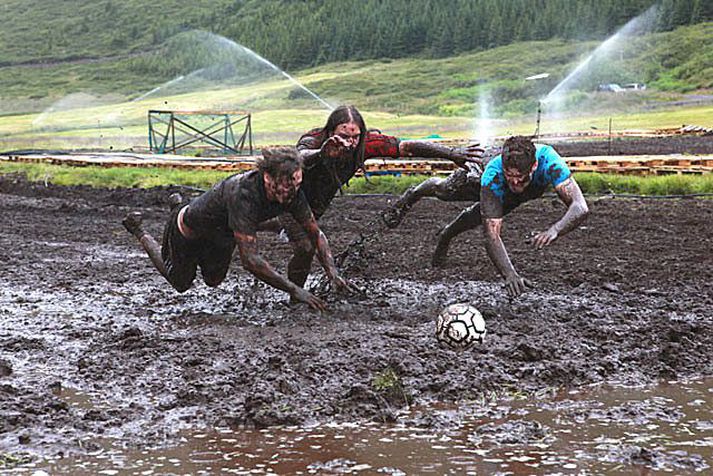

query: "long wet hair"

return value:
[502, 135, 537, 174]
[314, 105, 368, 189]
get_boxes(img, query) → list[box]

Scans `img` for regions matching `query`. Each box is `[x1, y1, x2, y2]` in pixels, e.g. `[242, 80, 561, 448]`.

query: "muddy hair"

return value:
[316, 105, 368, 188]
[257, 146, 303, 179]
[502, 135, 537, 174]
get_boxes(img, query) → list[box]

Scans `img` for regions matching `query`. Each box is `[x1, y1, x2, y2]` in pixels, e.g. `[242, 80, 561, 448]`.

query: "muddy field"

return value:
[1, 173, 712, 466]
[555, 134, 713, 156]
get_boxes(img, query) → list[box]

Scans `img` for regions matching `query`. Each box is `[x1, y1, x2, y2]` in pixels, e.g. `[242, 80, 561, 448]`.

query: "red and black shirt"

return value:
[296, 129, 400, 217]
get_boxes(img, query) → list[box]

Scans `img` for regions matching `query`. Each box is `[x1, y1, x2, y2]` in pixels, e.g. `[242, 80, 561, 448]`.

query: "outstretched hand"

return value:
[321, 135, 352, 159]
[449, 143, 485, 170]
[331, 275, 364, 296]
[504, 273, 534, 298]
[290, 287, 327, 312]
[531, 228, 558, 249]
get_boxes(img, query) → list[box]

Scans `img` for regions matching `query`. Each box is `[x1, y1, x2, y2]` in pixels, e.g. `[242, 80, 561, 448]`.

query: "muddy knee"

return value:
[201, 267, 228, 288]
[170, 274, 195, 293]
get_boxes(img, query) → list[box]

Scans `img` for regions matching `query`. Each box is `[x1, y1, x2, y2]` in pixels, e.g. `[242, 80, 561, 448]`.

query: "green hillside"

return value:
[2, 0, 710, 69]
[1, 22, 711, 118]
[0, 2, 711, 152]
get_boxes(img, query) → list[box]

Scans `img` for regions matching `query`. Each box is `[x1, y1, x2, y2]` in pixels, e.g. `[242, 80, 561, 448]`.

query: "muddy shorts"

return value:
[440, 162, 482, 202]
[161, 206, 235, 291]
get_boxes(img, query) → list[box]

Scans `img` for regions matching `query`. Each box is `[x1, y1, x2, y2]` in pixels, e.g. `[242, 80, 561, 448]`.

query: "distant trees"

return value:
[213, 0, 712, 70]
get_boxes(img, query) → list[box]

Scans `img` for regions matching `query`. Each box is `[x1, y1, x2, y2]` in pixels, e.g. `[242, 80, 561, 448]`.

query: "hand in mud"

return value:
[449, 143, 485, 170]
[504, 273, 534, 298]
[290, 287, 327, 312]
[331, 275, 363, 296]
[321, 135, 352, 159]
[531, 228, 558, 249]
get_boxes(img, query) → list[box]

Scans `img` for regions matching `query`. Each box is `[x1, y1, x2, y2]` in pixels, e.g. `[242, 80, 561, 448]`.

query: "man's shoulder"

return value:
[482, 155, 503, 179]
[534, 144, 570, 185]
[480, 156, 506, 202]
[223, 170, 261, 199]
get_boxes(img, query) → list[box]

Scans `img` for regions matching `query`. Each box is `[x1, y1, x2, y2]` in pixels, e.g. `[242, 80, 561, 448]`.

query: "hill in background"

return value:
[0, 1, 711, 152]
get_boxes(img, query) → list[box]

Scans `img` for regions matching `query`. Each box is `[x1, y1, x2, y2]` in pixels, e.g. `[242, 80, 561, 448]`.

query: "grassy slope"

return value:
[2, 22, 711, 114]
[0, 22, 711, 151]
[0, 0, 232, 64]
[2, 161, 712, 196]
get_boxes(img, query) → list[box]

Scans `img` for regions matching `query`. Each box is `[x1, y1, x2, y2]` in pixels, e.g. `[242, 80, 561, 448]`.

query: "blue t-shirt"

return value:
[480, 144, 571, 218]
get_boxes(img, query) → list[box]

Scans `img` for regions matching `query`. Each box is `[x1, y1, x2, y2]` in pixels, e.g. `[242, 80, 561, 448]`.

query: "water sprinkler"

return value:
[534, 101, 542, 139]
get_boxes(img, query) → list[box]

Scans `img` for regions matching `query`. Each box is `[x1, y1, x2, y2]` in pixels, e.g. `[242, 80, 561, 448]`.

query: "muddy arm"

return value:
[553, 177, 589, 237]
[302, 216, 359, 293]
[235, 232, 299, 294]
[298, 136, 353, 168]
[483, 218, 516, 278]
[235, 231, 325, 310]
[483, 218, 532, 297]
[531, 177, 590, 249]
[399, 141, 484, 169]
[298, 148, 324, 168]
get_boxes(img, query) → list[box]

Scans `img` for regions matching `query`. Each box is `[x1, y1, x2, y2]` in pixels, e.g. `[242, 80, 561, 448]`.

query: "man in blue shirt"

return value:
[386, 136, 589, 297]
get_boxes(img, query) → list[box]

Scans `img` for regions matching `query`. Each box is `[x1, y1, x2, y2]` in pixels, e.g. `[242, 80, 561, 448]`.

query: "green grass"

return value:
[0, 162, 231, 189]
[2, 162, 712, 196]
[574, 172, 713, 195]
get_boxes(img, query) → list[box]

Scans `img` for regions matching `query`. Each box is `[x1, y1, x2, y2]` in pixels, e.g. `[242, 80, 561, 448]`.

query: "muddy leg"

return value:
[123, 211, 196, 292]
[432, 203, 482, 267]
[288, 238, 316, 289]
[383, 177, 447, 228]
[123, 212, 169, 277]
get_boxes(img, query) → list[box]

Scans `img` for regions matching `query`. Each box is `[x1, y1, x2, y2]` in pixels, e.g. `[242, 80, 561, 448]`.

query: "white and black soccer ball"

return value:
[436, 303, 486, 351]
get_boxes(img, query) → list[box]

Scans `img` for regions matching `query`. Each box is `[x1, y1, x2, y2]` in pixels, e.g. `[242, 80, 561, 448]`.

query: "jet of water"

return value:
[132, 75, 186, 102]
[543, 4, 659, 104]
[32, 92, 103, 130]
[210, 33, 334, 111]
[474, 89, 493, 146]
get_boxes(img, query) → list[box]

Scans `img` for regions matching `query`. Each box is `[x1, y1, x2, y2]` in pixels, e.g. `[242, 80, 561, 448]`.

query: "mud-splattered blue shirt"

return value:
[480, 144, 571, 218]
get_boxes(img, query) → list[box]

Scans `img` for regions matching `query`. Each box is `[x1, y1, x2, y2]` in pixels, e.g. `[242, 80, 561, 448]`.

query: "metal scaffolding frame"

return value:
[148, 110, 253, 155]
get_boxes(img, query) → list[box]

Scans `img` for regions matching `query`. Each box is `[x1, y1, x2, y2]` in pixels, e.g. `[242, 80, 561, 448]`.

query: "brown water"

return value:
[14, 379, 712, 475]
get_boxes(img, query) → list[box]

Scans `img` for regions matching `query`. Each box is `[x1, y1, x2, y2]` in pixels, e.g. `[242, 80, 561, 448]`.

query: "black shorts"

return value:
[162, 206, 235, 291]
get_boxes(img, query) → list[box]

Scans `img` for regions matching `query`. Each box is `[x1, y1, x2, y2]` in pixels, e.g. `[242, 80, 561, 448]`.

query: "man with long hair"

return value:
[264, 105, 484, 290]
[122, 147, 356, 311]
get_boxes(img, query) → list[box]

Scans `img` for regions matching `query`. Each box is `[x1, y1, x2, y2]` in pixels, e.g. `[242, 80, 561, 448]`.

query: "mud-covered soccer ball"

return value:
[436, 303, 486, 350]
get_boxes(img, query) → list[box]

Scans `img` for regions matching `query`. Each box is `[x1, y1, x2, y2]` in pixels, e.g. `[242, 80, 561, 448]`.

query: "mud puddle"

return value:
[11, 379, 710, 475]
[2, 184, 713, 471]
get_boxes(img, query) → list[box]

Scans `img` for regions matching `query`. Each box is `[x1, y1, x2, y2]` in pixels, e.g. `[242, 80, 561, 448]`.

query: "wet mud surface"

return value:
[554, 135, 713, 156]
[1, 173, 712, 466]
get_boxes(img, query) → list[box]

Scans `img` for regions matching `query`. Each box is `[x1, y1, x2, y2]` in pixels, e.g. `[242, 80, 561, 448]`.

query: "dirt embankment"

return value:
[553, 135, 713, 156]
[0, 173, 712, 457]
